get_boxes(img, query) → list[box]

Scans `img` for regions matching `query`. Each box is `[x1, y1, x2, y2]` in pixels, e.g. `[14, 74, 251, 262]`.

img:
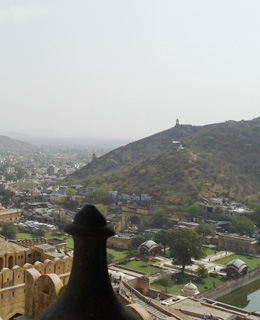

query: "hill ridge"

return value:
[70, 118, 260, 204]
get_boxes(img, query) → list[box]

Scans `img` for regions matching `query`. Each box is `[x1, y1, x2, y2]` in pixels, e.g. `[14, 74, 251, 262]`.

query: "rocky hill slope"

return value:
[71, 118, 260, 204]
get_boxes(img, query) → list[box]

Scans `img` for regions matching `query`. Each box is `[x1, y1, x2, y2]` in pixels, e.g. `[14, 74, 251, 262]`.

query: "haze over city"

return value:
[1, 0, 260, 141]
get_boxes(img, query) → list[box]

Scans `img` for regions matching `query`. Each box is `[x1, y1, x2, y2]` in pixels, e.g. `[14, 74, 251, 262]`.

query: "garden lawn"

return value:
[107, 247, 129, 261]
[119, 260, 160, 275]
[215, 254, 260, 271]
[204, 248, 219, 257]
[16, 233, 33, 239]
[151, 274, 223, 295]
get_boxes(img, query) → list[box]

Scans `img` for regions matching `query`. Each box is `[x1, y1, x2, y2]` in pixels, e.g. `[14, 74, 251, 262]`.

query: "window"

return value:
[41, 284, 50, 295]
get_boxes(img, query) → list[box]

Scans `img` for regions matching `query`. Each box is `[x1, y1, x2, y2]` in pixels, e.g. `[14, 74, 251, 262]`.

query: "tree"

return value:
[169, 229, 205, 274]
[4, 173, 17, 182]
[31, 226, 45, 237]
[197, 265, 208, 278]
[249, 207, 260, 228]
[195, 224, 215, 236]
[15, 166, 26, 179]
[160, 274, 172, 292]
[0, 189, 14, 207]
[150, 208, 168, 228]
[187, 203, 201, 217]
[154, 230, 170, 253]
[1, 222, 18, 239]
[228, 217, 255, 236]
[95, 184, 111, 203]
[65, 188, 77, 199]
[130, 235, 147, 250]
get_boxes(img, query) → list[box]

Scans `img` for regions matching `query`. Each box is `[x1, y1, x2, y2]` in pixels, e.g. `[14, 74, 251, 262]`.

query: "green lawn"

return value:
[107, 247, 129, 261]
[16, 232, 33, 239]
[215, 254, 260, 271]
[15, 232, 75, 249]
[151, 274, 223, 295]
[204, 248, 219, 256]
[118, 259, 160, 275]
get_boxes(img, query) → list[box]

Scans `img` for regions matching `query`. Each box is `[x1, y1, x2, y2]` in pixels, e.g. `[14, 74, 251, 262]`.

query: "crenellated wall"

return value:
[0, 256, 73, 320]
[16, 238, 47, 248]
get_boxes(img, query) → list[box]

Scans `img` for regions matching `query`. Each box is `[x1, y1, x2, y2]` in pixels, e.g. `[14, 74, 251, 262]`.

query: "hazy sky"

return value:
[1, 1, 260, 141]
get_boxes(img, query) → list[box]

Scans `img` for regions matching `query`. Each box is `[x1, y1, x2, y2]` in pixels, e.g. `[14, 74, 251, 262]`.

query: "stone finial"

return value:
[35, 204, 138, 320]
[64, 204, 115, 238]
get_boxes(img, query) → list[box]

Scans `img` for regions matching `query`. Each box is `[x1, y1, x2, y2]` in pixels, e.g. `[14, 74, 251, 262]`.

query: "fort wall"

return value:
[0, 257, 73, 320]
[198, 267, 260, 300]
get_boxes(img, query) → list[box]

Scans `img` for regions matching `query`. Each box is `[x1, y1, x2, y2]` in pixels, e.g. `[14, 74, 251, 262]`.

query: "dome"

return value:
[138, 240, 159, 252]
[182, 282, 200, 296]
[226, 259, 248, 273]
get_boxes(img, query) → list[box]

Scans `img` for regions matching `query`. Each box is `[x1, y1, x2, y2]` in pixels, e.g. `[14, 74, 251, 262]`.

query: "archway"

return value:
[0, 257, 4, 270]
[9, 313, 23, 320]
[8, 256, 14, 268]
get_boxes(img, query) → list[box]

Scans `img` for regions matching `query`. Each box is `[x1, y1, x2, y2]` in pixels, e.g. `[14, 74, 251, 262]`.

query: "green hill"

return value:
[70, 117, 260, 204]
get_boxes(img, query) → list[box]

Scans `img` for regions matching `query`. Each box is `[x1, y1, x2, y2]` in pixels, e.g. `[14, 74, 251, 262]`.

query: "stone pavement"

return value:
[153, 251, 235, 277]
[201, 251, 234, 263]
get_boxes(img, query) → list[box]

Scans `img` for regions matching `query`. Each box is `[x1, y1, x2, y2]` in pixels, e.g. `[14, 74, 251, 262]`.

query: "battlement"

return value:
[15, 238, 47, 248]
[0, 257, 73, 320]
[0, 256, 73, 290]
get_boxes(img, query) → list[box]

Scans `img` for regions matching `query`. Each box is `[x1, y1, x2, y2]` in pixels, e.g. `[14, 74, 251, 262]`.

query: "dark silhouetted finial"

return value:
[36, 204, 138, 320]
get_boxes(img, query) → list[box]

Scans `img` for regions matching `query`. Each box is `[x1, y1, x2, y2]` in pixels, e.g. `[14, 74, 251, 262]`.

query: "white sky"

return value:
[1, 0, 260, 141]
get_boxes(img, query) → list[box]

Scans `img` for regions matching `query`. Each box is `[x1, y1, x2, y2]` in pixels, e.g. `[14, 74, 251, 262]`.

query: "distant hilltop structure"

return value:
[175, 118, 195, 127]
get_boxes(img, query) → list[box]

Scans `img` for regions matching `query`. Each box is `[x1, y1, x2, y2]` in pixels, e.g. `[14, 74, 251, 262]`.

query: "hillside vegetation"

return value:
[70, 117, 260, 204]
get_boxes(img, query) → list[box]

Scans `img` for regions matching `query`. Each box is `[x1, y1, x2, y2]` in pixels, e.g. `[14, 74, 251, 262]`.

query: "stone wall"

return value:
[15, 238, 47, 248]
[107, 236, 132, 249]
[198, 268, 260, 300]
[0, 257, 73, 320]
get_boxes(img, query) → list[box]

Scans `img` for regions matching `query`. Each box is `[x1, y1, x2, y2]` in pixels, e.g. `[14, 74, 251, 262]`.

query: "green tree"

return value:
[31, 226, 45, 237]
[4, 173, 17, 182]
[160, 274, 172, 292]
[249, 207, 260, 228]
[169, 229, 205, 274]
[154, 230, 170, 253]
[0, 189, 14, 207]
[228, 217, 255, 236]
[187, 203, 201, 216]
[195, 224, 215, 236]
[95, 184, 111, 203]
[1, 222, 18, 239]
[16, 179, 34, 191]
[150, 208, 168, 228]
[15, 166, 26, 179]
[130, 235, 147, 250]
[65, 188, 77, 199]
[197, 265, 208, 278]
